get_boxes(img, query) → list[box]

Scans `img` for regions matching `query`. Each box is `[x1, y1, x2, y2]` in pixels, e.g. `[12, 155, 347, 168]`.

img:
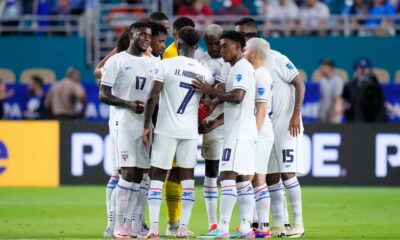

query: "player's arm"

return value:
[99, 85, 144, 113]
[289, 75, 305, 137]
[94, 48, 118, 85]
[192, 79, 245, 104]
[256, 102, 267, 133]
[142, 81, 163, 147]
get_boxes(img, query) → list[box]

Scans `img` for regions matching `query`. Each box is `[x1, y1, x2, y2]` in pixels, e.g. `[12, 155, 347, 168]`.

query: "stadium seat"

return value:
[297, 69, 308, 82]
[372, 68, 390, 84]
[311, 68, 349, 83]
[0, 68, 16, 83]
[20, 68, 56, 84]
[395, 70, 400, 84]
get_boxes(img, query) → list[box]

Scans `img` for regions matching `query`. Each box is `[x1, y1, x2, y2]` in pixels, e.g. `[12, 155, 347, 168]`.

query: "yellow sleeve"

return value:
[162, 42, 178, 59]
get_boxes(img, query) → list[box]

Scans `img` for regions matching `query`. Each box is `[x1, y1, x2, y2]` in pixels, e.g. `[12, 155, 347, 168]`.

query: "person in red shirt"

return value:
[177, 0, 213, 29]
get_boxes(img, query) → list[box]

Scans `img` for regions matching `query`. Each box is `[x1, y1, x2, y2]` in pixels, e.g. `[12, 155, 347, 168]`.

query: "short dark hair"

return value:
[319, 59, 335, 68]
[173, 17, 195, 31]
[147, 21, 167, 36]
[31, 75, 44, 87]
[235, 17, 258, 30]
[128, 21, 152, 32]
[178, 26, 200, 47]
[221, 31, 246, 49]
[149, 12, 168, 21]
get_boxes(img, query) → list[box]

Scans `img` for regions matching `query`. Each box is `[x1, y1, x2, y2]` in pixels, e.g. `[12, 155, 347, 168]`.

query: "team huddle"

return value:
[96, 12, 305, 239]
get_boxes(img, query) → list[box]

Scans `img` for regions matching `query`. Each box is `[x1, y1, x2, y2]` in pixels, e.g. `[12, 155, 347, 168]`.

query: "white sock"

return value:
[106, 176, 119, 229]
[219, 180, 237, 232]
[283, 177, 303, 225]
[269, 182, 284, 227]
[115, 178, 132, 227]
[123, 182, 141, 230]
[203, 176, 218, 227]
[110, 186, 117, 229]
[254, 184, 270, 229]
[283, 190, 290, 226]
[147, 180, 164, 228]
[237, 181, 255, 233]
[133, 173, 149, 232]
[180, 179, 195, 227]
[252, 201, 258, 225]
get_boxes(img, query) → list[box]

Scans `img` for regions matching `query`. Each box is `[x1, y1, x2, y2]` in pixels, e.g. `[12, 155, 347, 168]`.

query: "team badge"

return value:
[286, 63, 294, 70]
[121, 152, 128, 161]
[258, 87, 265, 95]
[155, 68, 159, 74]
[236, 74, 242, 82]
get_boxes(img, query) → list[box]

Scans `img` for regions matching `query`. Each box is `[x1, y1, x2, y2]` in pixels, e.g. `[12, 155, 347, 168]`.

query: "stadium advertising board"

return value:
[0, 121, 59, 187]
[60, 122, 400, 185]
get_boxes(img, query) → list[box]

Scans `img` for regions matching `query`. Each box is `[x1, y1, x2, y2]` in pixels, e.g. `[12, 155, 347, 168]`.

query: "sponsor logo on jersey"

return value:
[236, 74, 242, 82]
[258, 87, 265, 95]
[124, 66, 132, 71]
[286, 63, 294, 70]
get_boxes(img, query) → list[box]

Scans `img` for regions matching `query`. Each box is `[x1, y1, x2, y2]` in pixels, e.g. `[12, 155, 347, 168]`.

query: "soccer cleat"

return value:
[113, 226, 130, 239]
[286, 224, 305, 238]
[270, 226, 286, 238]
[138, 224, 149, 238]
[253, 228, 271, 238]
[176, 225, 194, 238]
[209, 224, 218, 232]
[285, 224, 292, 233]
[197, 228, 230, 239]
[165, 222, 179, 236]
[231, 230, 255, 238]
[103, 227, 114, 238]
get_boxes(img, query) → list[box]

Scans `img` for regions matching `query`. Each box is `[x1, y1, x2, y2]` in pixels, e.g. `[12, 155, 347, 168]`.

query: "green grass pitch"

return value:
[0, 186, 399, 239]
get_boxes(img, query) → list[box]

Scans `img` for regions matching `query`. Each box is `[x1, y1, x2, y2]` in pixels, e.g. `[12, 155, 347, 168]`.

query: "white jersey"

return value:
[264, 49, 302, 130]
[255, 67, 273, 127]
[224, 58, 257, 141]
[100, 51, 153, 139]
[153, 56, 212, 139]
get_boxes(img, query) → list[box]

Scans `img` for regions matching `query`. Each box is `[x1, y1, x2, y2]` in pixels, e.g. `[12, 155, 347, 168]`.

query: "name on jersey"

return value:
[174, 69, 206, 80]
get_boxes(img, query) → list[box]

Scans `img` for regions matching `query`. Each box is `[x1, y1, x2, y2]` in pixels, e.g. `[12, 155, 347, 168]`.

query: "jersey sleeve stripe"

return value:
[154, 78, 164, 82]
[100, 81, 114, 87]
[233, 86, 247, 91]
[288, 71, 299, 82]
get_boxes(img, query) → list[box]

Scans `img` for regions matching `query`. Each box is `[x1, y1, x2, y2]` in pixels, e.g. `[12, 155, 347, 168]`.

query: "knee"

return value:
[281, 172, 295, 181]
[266, 173, 281, 186]
[205, 161, 219, 178]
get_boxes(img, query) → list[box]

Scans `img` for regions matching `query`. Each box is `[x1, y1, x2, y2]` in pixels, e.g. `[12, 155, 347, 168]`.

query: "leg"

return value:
[252, 174, 271, 233]
[267, 173, 286, 237]
[204, 159, 219, 229]
[176, 167, 196, 237]
[165, 165, 182, 235]
[236, 175, 255, 234]
[282, 172, 304, 237]
[218, 171, 238, 233]
[123, 167, 144, 236]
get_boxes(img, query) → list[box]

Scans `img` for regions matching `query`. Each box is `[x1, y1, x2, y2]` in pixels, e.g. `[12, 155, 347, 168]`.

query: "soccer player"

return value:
[99, 21, 153, 239]
[149, 12, 170, 34]
[196, 24, 226, 231]
[193, 31, 257, 239]
[142, 26, 212, 238]
[242, 38, 273, 238]
[162, 17, 195, 59]
[235, 17, 306, 238]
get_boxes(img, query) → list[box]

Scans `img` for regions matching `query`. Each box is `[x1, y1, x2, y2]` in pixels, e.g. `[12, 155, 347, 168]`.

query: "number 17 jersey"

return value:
[153, 56, 212, 139]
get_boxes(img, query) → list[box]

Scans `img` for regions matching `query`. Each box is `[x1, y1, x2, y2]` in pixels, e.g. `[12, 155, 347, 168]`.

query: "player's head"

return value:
[243, 38, 270, 64]
[220, 31, 245, 63]
[28, 75, 44, 93]
[66, 67, 81, 82]
[149, 12, 169, 34]
[172, 17, 195, 39]
[204, 24, 223, 58]
[176, 26, 200, 56]
[319, 59, 335, 77]
[128, 21, 152, 53]
[234, 17, 258, 42]
[147, 21, 168, 57]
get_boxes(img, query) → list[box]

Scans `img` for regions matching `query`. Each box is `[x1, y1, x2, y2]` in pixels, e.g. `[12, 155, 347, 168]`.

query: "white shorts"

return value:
[220, 138, 256, 175]
[151, 134, 198, 170]
[108, 123, 119, 176]
[201, 126, 224, 161]
[255, 127, 274, 175]
[268, 131, 303, 174]
[113, 128, 151, 169]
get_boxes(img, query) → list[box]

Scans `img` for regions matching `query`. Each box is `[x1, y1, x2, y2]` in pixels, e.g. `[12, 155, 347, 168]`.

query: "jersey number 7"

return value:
[177, 82, 195, 114]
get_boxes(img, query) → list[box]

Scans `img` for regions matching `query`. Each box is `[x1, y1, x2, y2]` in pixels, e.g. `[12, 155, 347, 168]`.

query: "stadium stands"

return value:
[20, 68, 56, 84]
[0, 68, 16, 83]
[373, 68, 390, 84]
[395, 70, 400, 84]
[312, 68, 349, 82]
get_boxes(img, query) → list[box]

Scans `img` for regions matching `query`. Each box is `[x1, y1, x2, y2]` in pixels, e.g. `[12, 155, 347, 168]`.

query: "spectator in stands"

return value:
[317, 59, 344, 123]
[217, 0, 249, 15]
[177, 0, 213, 29]
[0, 78, 14, 119]
[338, 58, 387, 122]
[298, 0, 330, 35]
[263, 0, 299, 36]
[341, 0, 369, 35]
[23, 75, 46, 119]
[366, 0, 396, 35]
[45, 67, 87, 119]
[0, 0, 22, 35]
[107, 0, 145, 35]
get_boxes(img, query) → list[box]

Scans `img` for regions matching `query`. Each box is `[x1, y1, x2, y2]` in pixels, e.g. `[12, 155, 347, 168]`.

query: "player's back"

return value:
[224, 58, 257, 141]
[154, 56, 212, 139]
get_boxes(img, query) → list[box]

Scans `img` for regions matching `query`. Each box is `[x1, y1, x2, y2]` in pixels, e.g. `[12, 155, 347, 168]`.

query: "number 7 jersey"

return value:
[153, 56, 212, 139]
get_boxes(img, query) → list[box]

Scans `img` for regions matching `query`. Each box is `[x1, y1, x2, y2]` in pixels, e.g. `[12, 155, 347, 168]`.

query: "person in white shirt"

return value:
[235, 17, 306, 238]
[193, 31, 257, 239]
[99, 21, 153, 239]
[242, 38, 274, 238]
[298, 0, 330, 35]
[142, 26, 212, 238]
[264, 0, 299, 36]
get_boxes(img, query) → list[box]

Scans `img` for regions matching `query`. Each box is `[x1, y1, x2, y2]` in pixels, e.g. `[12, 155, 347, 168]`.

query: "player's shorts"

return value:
[268, 129, 303, 174]
[151, 134, 198, 170]
[113, 128, 151, 169]
[201, 126, 224, 161]
[255, 124, 274, 175]
[108, 123, 119, 176]
[220, 138, 256, 175]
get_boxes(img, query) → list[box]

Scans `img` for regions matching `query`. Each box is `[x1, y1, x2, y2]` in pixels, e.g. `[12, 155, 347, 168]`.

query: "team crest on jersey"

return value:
[121, 151, 128, 161]
[258, 87, 265, 95]
[155, 68, 159, 75]
[236, 74, 242, 82]
[286, 63, 294, 70]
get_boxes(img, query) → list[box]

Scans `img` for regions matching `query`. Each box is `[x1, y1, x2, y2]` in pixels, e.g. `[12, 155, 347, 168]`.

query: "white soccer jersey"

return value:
[100, 51, 153, 139]
[264, 49, 303, 130]
[255, 66, 272, 126]
[224, 58, 257, 141]
[153, 56, 212, 139]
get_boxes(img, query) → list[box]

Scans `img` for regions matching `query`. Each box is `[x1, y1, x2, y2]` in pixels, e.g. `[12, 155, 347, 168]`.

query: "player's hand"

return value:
[198, 120, 214, 134]
[128, 101, 144, 114]
[192, 79, 212, 94]
[142, 127, 152, 147]
[288, 112, 301, 137]
[204, 98, 217, 114]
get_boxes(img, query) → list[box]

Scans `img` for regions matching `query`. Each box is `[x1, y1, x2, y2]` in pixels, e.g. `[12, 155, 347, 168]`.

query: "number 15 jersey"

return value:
[153, 56, 212, 139]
